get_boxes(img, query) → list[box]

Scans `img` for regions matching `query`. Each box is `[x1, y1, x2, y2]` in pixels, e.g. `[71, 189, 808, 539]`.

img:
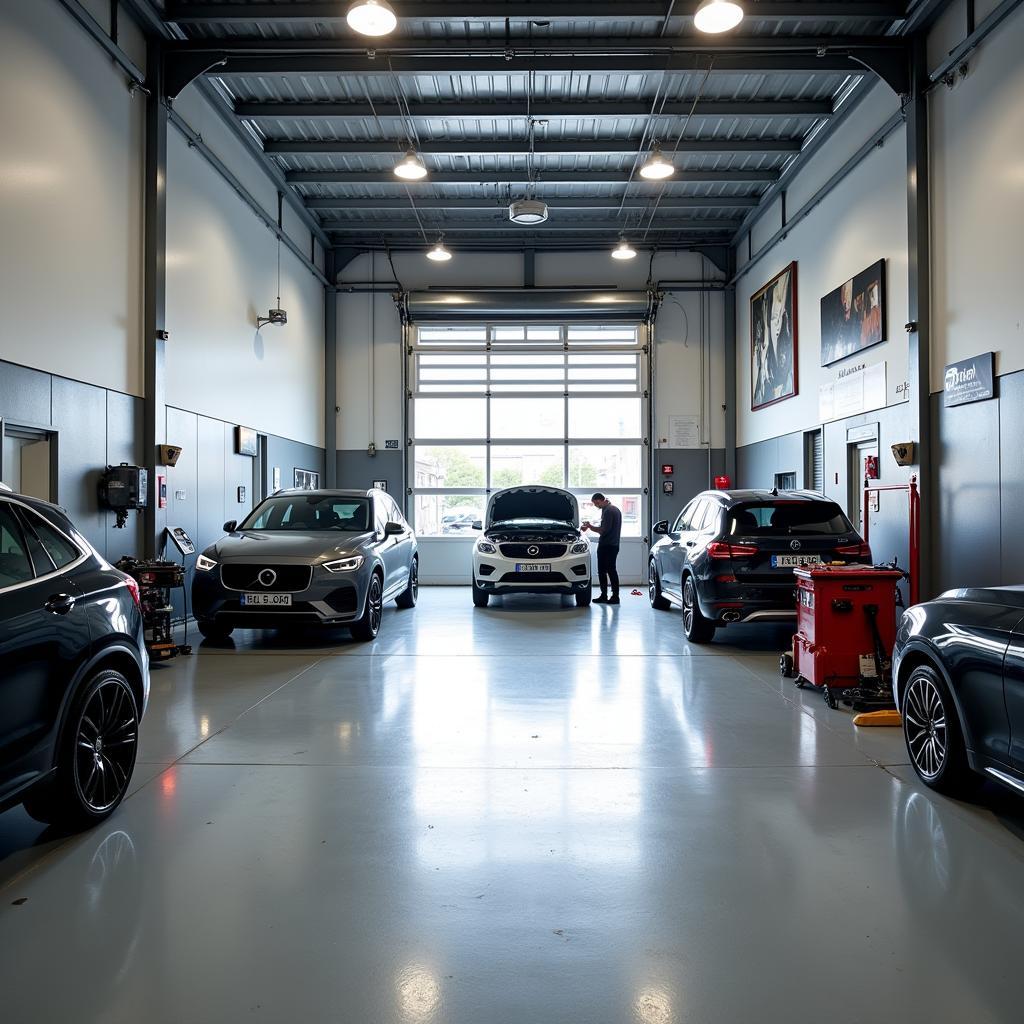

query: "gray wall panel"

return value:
[197, 415, 226, 554]
[653, 448, 725, 525]
[0, 361, 52, 427]
[224, 423, 253, 523]
[166, 408, 199, 617]
[336, 450, 402, 495]
[104, 391, 144, 562]
[998, 372, 1024, 585]
[269, 437, 327, 491]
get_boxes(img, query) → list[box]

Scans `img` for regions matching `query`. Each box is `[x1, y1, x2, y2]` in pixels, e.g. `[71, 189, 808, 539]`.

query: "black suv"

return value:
[649, 489, 870, 642]
[0, 489, 149, 827]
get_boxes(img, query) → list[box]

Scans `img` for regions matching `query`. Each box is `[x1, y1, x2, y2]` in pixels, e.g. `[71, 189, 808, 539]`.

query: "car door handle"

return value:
[45, 593, 76, 615]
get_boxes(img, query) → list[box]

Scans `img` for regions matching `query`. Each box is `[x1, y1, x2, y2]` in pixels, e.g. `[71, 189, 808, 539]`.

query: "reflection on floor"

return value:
[2, 588, 1023, 1023]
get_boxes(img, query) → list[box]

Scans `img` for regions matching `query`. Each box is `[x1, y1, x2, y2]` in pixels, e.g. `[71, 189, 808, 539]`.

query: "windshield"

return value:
[728, 501, 854, 537]
[240, 496, 371, 532]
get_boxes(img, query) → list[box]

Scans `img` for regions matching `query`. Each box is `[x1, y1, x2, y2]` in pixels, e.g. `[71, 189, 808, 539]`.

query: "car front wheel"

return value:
[682, 576, 716, 644]
[395, 559, 418, 609]
[902, 664, 974, 795]
[351, 573, 383, 641]
[649, 561, 671, 610]
[472, 578, 489, 607]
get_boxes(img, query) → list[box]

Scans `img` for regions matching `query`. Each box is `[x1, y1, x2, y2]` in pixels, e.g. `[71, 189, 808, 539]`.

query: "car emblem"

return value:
[790, 539, 802, 551]
[527, 545, 540, 556]
[258, 568, 278, 587]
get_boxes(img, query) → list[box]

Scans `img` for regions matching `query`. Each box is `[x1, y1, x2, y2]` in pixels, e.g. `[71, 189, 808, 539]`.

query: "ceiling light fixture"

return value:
[346, 0, 398, 36]
[611, 238, 637, 261]
[693, 0, 745, 34]
[639, 143, 674, 180]
[509, 198, 549, 225]
[426, 237, 452, 262]
[394, 146, 427, 180]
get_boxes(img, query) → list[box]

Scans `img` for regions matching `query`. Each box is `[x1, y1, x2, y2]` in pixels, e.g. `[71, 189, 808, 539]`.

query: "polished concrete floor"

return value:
[2, 588, 1022, 1023]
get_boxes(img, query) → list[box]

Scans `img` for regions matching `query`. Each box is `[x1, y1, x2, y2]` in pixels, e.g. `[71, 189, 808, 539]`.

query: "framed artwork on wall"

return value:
[751, 262, 798, 411]
[820, 259, 886, 366]
[293, 468, 320, 490]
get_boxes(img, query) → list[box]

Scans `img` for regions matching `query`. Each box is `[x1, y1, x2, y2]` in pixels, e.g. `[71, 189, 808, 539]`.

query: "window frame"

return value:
[0, 500, 88, 595]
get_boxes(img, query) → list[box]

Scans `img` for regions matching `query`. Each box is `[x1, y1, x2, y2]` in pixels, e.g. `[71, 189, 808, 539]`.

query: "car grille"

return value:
[221, 564, 313, 593]
[499, 571, 567, 583]
[499, 543, 568, 559]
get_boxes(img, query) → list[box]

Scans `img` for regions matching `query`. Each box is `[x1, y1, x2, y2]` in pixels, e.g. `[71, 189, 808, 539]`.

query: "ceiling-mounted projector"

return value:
[509, 199, 549, 225]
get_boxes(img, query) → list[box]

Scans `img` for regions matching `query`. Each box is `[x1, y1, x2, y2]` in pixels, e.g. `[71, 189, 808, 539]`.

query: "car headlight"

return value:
[476, 541, 497, 554]
[196, 554, 218, 572]
[570, 541, 589, 554]
[324, 555, 364, 573]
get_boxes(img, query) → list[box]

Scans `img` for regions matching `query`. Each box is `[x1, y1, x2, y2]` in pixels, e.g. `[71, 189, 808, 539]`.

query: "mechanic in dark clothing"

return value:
[584, 492, 622, 604]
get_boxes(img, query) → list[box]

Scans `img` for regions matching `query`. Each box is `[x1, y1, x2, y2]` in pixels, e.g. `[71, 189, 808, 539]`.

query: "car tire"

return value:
[576, 587, 592, 607]
[902, 663, 976, 796]
[197, 619, 233, 641]
[395, 559, 418, 609]
[351, 572, 384, 641]
[472, 579, 490, 607]
[23, 668, 140, 828]
[682, 575, 716, 644]
[648, 561, 671, 610]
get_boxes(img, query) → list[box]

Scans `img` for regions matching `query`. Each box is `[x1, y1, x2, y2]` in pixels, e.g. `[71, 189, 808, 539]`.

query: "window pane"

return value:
[490, 446, 564, 489]
[413, 398, 486, 440]
[490, 397, 563, 439]
[568, 326, 638, 344]
[0, 506, 33, 586]
[413, 495, 485, 537]
[568, 398, 641, 439]
[579, 494, 642, 537]
[27, 516, 79, 569]
[568, 446, 642, 488]
[413, 446, 486, 489]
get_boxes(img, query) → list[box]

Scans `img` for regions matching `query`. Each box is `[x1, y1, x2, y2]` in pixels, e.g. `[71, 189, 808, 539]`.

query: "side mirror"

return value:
[653, 520, 669, 535]
[472, 520, 483, 531]
[223, 520, 238, 533]
[384, 521, 404, 536]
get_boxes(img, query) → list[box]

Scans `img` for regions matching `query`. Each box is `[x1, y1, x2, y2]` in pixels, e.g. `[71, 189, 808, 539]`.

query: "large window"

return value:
[408, 323, 647, 537]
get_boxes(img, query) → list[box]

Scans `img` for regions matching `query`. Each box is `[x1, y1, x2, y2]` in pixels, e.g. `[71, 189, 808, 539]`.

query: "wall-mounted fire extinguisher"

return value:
[864, 455, 879, 480]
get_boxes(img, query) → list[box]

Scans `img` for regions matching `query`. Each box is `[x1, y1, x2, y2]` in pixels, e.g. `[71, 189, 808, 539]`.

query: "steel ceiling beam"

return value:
[266, 138, 803, 156]
[165, 3, 907, 23]
[288, 169, 779, 184]
[321, 221, 741, 233]
[305, 196, 760, 211]
[237, 99, 835, 120]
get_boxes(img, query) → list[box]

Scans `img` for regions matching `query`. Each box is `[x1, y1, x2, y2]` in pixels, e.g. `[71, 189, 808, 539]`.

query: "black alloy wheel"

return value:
[396, 559, 418, 608]
[649, 561, 670, 610]
[682, 576, 715, 644]
[74, 675, 140, 815]
[352, 573, 383, 641]
[901, 664, 974, 794]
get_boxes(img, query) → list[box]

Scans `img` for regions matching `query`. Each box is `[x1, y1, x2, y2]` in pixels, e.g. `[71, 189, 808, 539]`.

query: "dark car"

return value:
[893, 586, 1024, 798]
[0, 489, 149, 827]
[192, 488, 418, 642]
[649, 489, 871, 643]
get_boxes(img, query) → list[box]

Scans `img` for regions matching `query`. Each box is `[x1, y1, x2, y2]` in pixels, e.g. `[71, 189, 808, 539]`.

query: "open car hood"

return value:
[486, 487, 579, 529]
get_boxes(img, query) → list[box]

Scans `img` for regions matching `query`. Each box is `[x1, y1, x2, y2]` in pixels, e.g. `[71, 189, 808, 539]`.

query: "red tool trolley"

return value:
[780, 565, 905, 710]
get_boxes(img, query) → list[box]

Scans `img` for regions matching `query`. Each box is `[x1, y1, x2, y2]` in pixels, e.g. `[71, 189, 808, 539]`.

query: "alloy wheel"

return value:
[411, 562, 419, 601]
[683, 580, 695, 634]
[648, 564, 658, 604]
[74, 680, 138, 814]
[369, 577, 383, 633]
[904, 674, 948, 779]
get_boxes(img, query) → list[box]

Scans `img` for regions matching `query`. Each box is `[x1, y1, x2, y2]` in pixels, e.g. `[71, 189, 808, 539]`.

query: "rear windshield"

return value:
[240, 496, 370, 532]
[727, 501, 853, 537]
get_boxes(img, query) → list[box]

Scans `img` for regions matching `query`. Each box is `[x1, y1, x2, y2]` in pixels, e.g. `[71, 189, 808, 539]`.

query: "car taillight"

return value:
[124, 576, 142, 610]
[707, 541, 759, 559]
[835, 542, 872, 559]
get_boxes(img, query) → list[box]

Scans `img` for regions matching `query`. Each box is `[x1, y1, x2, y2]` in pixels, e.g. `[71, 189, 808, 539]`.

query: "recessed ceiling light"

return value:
[694, 0, 744, 34]
[611, 239, 637, 260]
[639, 143, 674, 181]
[509, 198, 549, 225]
[346, 0, 398, 37]
[426, 239, 452, 262]
[394, 147, 427, 180]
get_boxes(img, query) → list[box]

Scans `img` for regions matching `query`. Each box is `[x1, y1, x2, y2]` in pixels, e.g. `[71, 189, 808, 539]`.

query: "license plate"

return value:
[241, 592, 293, 606]
[515, 563, 552, 572]
[771, 554, 822, 568]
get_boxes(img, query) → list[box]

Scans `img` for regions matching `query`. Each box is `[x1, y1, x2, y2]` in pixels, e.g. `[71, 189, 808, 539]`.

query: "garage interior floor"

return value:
[1, 588, 1022, 1022]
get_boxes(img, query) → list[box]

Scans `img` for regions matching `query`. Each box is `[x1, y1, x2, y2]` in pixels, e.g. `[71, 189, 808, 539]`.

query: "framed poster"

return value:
[293, 468, 320, 490]
[751, 262, 798, 410]
[820, 259, 886, 366]
[235, 425, 258, 457]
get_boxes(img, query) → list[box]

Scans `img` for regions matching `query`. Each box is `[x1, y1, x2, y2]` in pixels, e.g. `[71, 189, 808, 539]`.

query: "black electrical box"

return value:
[99, 464, 148, 511]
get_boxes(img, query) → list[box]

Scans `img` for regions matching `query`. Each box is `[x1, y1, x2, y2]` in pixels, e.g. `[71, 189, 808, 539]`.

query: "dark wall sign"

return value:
[943, 352, 995, 407]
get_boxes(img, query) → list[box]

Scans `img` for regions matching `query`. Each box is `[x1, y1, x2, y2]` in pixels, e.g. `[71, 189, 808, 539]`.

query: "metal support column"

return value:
[723, 251, 738, 484]
[143, 39, 167, 557]
[324, 249, 338, 487]
[906, 35, 933, 598]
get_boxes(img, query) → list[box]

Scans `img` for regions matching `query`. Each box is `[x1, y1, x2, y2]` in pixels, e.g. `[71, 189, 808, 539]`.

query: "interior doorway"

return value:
[0, 421, 56, 500]
[848, 438, 879, 534]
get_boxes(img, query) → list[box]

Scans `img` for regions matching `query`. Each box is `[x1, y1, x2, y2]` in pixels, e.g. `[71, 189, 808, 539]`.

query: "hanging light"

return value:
[426, 237, 452, 262]
[639, 143, 674, 180]
[508, 198, 549, 225]
[394, 147, 427, 180]
[694, 0, 744, 34]
[346, 0, 397, 36]
[611, 238, 637, 261]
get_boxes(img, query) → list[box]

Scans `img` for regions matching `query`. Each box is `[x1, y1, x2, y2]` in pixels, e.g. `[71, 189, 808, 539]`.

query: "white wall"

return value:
[735, 83, 910, 448]
[930, 1, 1024, 391]
[336, 249, 727, 453]
[0, 0, 144, 396]
[165, 91, 326, 447]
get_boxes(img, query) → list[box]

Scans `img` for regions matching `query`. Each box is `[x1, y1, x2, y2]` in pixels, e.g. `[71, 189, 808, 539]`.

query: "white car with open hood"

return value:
[471, 486, 592, 607]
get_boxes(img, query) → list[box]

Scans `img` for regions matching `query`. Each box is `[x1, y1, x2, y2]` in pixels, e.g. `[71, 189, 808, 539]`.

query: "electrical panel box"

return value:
[99, 464, 148, 511]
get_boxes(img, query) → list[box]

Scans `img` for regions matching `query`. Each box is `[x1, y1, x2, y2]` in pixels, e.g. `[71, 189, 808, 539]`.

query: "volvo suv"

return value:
[649, 489, 870, 642]
[0, 490, 149, 827]
[471, 486, 592, 607]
